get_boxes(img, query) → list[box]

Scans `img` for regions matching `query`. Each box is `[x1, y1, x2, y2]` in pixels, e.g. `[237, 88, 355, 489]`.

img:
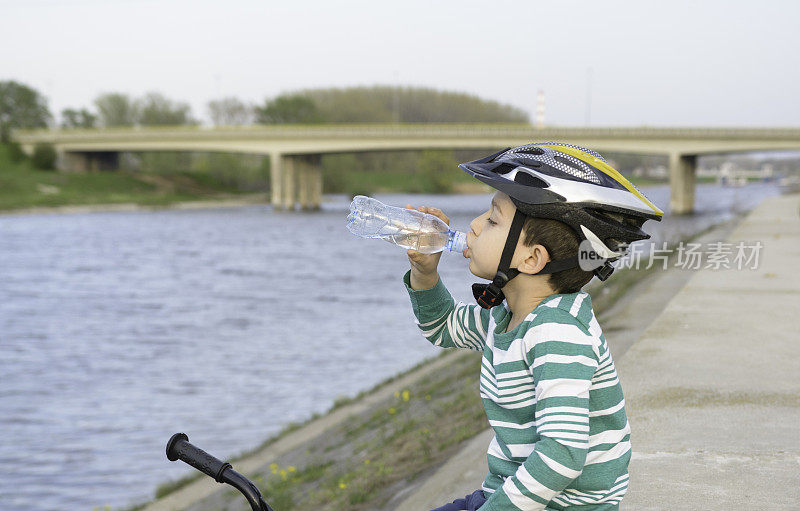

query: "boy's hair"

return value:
[521, 216, 594, 293]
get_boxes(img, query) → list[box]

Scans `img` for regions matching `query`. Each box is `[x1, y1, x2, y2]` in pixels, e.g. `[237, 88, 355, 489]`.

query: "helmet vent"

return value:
[515, 146, 545, 156]
[491, 162, 518, 175]
[513, 172, 548, 188]
[587, 208, 646, 232]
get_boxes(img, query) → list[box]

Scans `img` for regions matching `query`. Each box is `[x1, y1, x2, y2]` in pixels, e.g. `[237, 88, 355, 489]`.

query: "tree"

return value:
[255, 94, 324, 124]
[61, 108, 97, 129]
[94, 93, 138, 127]
[137, 92, 196, 126]
[417, 150, 458, 193]
[298, 85, 530, 123]
[0, 80, 52, 142]
[207, 97, 253, 126]
[32, 142, 57, 170]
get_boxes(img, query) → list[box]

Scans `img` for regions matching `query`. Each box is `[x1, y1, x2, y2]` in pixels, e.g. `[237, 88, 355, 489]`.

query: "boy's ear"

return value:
[517, 244, 550, 275]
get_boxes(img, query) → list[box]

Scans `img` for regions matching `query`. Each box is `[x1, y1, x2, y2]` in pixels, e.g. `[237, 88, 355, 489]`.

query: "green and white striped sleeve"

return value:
[481, 311, 599, 510]
[402, 269, 490, 351]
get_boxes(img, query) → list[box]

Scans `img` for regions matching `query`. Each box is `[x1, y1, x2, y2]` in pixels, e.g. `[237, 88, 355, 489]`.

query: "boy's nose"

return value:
[469, 218, 480, 235]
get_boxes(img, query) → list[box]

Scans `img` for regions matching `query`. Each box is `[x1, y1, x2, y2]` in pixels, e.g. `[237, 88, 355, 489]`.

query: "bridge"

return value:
[14, 125, 800, 214]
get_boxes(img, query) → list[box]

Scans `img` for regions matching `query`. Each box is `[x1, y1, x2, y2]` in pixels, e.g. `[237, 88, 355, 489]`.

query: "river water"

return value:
[0, 183, 780, 511]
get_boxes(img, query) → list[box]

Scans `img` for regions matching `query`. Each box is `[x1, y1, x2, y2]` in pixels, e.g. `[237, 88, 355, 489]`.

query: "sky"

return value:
[1, 0, 799, 127]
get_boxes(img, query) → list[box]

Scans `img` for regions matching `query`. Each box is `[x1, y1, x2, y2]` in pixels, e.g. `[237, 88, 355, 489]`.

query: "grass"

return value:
[0, 144, 255, 211]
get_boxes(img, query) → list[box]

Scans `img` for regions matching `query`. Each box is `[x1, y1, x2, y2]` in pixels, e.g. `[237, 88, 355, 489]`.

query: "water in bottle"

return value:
[346, 195, 467, 254]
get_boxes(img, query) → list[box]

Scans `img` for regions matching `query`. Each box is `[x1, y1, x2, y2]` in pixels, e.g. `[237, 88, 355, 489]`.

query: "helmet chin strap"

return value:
[472, 210, 581, 309]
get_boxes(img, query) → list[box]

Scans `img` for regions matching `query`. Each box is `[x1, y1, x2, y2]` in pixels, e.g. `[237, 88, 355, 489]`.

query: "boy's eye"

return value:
[486, 218, 497, 225]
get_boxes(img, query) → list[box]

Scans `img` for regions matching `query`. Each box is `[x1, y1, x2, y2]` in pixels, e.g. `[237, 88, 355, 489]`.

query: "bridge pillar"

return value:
[669, 152, 696, 215]
[270, 152, 283, 208]
[296, 155, 322, 211]
[282, 156, 296, 210]
[271, 153, 321, 211]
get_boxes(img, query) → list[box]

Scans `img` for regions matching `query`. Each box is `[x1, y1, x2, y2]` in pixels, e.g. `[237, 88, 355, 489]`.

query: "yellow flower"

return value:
[364, 459, 371, 465]
[288, 466, 296, 472]
[339, 482, 347, 489]
[402, 390, 410, 402]
[394, 390, 400, 398]
[388, 407, 396, 415]
[269, 463, 278, 472]
[425, 394, 431, 401]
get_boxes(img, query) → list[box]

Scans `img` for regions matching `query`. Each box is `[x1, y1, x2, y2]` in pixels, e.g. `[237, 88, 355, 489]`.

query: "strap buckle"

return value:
[594, 261, 616, 281]
[472, 271, 510, 309]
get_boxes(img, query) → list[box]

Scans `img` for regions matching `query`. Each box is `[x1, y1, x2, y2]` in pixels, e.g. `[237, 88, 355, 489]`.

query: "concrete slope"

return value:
[619, 193, 800, 509]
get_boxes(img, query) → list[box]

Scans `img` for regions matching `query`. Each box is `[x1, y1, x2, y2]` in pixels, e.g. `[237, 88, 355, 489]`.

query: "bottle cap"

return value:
[448, 231, 467, 253]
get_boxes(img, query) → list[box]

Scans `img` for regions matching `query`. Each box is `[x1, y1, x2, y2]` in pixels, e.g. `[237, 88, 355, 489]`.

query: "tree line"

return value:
[0, 80, 529, 193]
[0, 80, 531, 140]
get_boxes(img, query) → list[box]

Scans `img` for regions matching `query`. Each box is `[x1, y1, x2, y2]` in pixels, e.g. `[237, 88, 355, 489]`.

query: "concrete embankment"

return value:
[620, 193, 800, 509]
[398, 193, 800, 510]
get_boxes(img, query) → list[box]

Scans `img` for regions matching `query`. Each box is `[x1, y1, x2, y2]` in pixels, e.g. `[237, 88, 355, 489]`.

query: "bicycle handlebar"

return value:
[166, 432, 231, 482]
[165, 432, 274, 511]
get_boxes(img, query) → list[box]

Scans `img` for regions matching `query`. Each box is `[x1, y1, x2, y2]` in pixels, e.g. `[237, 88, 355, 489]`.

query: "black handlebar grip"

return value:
[166, 433, 232, 483]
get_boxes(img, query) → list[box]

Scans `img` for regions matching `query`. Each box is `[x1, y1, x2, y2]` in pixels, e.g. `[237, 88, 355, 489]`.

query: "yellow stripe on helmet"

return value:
[541, 144, 664, 217]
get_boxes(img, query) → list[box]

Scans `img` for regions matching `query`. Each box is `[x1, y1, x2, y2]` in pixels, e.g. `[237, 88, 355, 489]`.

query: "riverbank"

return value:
[0, 193, 269, 217]
[0, 142, 269, 212]
[128, 207, 755, 511]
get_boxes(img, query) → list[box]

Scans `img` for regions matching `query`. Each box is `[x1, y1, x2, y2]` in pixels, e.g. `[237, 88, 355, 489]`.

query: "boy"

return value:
[402, 142, 663, 510]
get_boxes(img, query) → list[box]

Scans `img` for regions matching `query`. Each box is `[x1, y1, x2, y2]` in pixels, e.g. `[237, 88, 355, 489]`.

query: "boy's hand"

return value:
[406, 205, 448, 290]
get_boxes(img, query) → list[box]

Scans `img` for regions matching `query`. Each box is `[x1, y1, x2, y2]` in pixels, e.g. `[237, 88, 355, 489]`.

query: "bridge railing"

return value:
[13, 124, 800, 144]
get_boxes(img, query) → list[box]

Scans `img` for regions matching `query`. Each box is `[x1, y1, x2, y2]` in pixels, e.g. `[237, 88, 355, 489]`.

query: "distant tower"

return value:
[536, 89, 546, 129]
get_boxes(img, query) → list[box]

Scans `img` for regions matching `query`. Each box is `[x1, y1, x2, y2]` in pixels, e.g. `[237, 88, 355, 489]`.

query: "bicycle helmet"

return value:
[459, 141, 664, 309]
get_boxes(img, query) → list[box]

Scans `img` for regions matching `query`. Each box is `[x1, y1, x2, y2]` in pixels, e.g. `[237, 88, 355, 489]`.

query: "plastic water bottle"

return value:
[346, 195, 467, 254]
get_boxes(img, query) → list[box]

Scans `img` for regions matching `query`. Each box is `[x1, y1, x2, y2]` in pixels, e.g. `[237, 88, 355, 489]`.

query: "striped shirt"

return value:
[403, 270, 630, 511]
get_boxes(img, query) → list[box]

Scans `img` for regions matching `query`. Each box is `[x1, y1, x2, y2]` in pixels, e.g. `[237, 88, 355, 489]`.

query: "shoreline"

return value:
[0, 193, 270, 217]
